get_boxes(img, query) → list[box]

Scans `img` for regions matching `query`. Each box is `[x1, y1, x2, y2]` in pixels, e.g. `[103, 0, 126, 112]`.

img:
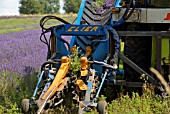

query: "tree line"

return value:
[19, 0, 81, 14]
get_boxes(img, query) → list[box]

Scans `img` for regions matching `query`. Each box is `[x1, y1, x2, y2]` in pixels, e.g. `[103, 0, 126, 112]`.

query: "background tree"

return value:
[39, 0, 60, 14]
[19, 0, 60, 14]
[47, 0, 60, 13]
[39, 0, 54, 14]
[63, 0, 81, 13]
[19, 0, 43, 14]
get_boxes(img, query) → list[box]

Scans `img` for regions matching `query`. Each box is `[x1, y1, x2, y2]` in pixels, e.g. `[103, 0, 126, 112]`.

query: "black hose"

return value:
[40, 15, 70, 30]
[39, 15, 71, 59]
[124, 0, 136, 20]
[122, 0, 133, 19]
[39, 15, 71, 45]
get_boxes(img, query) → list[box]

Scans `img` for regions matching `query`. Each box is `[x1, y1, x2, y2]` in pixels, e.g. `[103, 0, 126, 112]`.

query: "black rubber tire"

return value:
[124, 24, 152, 82]
[21, 99, 30, 113]
[81, 0, 112, 25]
[97, 100, 108, 114]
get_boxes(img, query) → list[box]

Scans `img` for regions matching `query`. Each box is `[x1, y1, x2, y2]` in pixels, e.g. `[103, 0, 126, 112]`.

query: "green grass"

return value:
[0, 28, 24, 34]
[0, 15, 76, 34]
[0, 17, 40, 29]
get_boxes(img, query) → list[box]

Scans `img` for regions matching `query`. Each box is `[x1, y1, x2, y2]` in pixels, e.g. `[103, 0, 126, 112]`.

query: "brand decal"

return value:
[164, 13, 170, 20]
[67, 26, 99, 32]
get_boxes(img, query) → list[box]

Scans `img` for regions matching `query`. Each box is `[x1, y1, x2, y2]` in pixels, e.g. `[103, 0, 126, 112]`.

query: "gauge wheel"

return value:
[21, 99, 30, 113]
[97, 100, 108, 114]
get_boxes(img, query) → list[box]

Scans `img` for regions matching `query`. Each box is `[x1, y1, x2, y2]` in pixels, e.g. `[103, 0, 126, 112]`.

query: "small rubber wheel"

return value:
[21, 99, 30, 113]
[97, 101, 108, 114]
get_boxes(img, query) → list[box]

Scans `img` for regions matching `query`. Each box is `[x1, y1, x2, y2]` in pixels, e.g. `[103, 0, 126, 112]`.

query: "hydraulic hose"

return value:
[112, 0, 136, 27]
[124, 0, 136, 20]
[40, 15, 70, 30]
[39, 16, 71, 59]
[122, 0, 133, 19]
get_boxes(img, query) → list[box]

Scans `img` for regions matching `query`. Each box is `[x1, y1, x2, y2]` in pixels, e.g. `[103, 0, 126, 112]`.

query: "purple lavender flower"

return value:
[0, 30, 47, 75]
[0, 28, 72, 76]
[93, 0, 115, 13]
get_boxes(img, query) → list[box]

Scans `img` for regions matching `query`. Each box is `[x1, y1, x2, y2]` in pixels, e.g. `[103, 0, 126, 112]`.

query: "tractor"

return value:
[21, 0, 170, 114]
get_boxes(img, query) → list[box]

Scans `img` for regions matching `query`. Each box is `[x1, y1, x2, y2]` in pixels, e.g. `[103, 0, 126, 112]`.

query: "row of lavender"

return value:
[0, 30, 48, 75]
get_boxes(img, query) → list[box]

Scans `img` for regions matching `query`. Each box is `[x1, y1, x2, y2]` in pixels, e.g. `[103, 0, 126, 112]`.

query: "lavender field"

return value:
[0, 30, 47, 75]
[0, 15, 75, 113]
[0, 15, 75, 75]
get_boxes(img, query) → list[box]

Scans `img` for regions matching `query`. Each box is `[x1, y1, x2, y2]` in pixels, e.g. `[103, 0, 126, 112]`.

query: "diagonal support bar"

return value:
[118, 52, 158, 84]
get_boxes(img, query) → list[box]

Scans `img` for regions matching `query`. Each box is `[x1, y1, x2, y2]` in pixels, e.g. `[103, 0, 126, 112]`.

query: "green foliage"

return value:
[63, 0, 108, 13]
[19, 0, 60, 14]
[39, 0, 60, 14]
[1, 67, 170, 114]
[63, 0, 81, 13]
[98, 95, 106, 101]
[107, 91, 170, 114]
[19, 0, 43, 14]
[0, 70, 38, 113]
[69, 47, 82, 75]
[93, 0, 105, 8]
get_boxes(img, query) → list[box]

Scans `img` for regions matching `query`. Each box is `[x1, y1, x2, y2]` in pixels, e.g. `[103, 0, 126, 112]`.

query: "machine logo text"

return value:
[67, 26, 99, 32]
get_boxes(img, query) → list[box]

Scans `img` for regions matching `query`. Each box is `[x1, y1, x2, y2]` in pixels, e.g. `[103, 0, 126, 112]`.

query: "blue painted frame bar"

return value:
[93, 70, 108, 102]
[115, 0, 121, 7]
[33, 71, 44, 97]
[32, 71, 54, 98]
[70, 0, 86, 47]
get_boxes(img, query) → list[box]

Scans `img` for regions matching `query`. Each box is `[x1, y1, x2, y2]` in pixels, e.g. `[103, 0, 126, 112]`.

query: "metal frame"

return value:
[115, 31, 170, 87]
[117, 31, 170, 72]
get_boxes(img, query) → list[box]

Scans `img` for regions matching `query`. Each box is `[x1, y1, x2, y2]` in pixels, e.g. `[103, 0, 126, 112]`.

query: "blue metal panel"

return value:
[79, 36, 92, 45]
[75, 38, 86, 51]
[52, 24, 107, 58]
[92, 42, 109, 75]
[56, 37, 68, 58]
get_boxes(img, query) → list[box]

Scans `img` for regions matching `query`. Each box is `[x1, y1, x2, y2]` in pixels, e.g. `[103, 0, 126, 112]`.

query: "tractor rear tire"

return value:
[21, 99, 30, 113]
[124, 24, 152, 82]
[97, 100, 108, 114]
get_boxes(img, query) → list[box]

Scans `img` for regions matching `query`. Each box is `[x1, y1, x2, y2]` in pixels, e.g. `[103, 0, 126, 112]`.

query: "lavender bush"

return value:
[0, 30, 48, 75]
[0, 29, 48, 113]
[93, 0, 115, 13]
